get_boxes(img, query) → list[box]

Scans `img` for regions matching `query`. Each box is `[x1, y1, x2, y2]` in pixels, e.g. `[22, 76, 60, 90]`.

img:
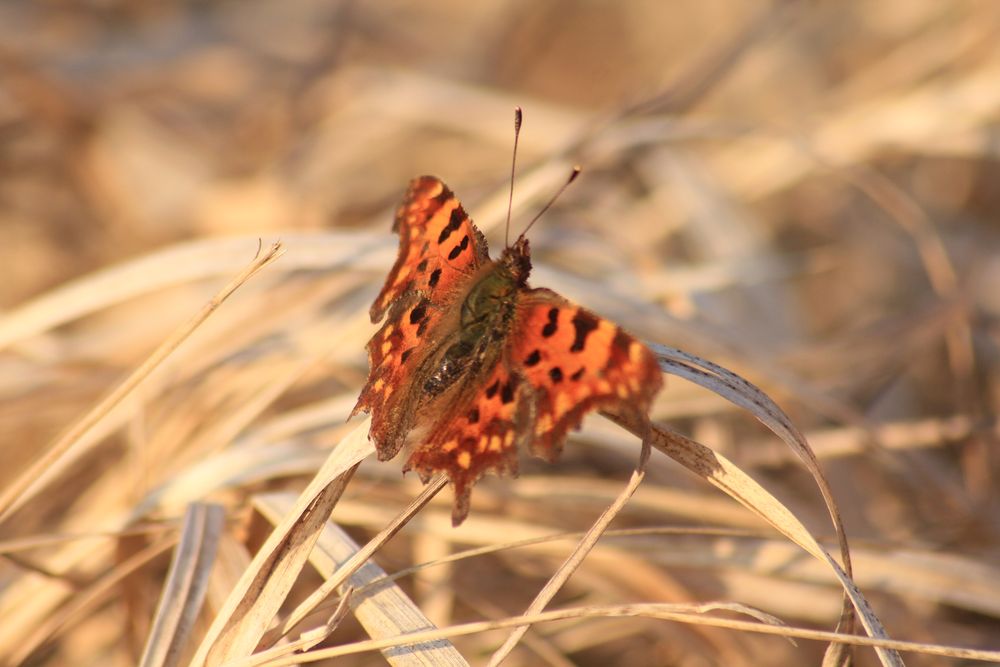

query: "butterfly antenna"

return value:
[505, 107, 523, 248]
[518, 166, 581, 240]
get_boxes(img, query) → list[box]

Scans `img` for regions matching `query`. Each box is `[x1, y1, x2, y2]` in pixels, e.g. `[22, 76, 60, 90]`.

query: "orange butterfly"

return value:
[353, 118, 662, 525]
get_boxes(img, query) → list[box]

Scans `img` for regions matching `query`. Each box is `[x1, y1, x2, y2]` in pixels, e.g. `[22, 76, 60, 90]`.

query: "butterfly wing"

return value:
[509, 289, 663, 459]
[405, 287, 663, 525]
[354, 177, 489, 459]
[405, 363, 527, 525]
[369, 176, 488, 322]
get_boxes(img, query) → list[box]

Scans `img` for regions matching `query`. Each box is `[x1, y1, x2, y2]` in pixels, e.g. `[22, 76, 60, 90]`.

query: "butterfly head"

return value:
[498, 236, 532, 286]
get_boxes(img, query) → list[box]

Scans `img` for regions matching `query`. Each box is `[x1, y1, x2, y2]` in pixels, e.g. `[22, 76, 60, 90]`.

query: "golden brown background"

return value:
[2, 1, 999, 666]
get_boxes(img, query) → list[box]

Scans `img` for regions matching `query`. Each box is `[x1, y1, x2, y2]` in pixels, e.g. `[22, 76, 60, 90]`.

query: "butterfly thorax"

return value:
[421, 240, 531, 399]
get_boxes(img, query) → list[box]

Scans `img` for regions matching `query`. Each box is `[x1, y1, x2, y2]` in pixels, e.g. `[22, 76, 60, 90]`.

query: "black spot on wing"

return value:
[570, 367, 585, 381]
[500, 380, 515, 404]
[570, 310, 599, 353]
[485, 379, 500, 399]
[549, 367, 563, 383]
[416, 258, 428, 272]
[429, 268, 442, 288]
[409, 302, 427, 324]
[541, 307, 559, 338]
[524, 349, 541, 367]
[400, 348, 414, 364]
[468, 407, 480, 424]
[447, 234, 469, 261]
[437, 206, 465, 244]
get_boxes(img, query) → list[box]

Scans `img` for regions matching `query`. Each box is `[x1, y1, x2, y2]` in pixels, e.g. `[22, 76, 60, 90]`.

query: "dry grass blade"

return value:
[634, 534, 1000, 619]
[140, 503, 226, 667]
[653, 344, 850, 550]
[0, 233, 380, 350]
[738, 413, 1000, 465]
[244, 492, 466, 667]
[252, 602, 784, 666]
[341, 526, 762, 599]
[606, 408, 901, 667]
[10, 533, 177, 666]
[266, 474, 449, 644]
[0, 242, 284, 524]
[487, 439, 651, 666]
[0, 523, 174, 556]
[261, 585, 356, 660]
[5, 4, 998, 664]
[189, 420, 371, 667]
[244, 602, 1000, 666]
[648, 342, 870, 665]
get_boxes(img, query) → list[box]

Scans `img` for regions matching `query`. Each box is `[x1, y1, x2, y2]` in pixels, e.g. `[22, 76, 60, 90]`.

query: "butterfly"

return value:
[352, 172, 663, 526]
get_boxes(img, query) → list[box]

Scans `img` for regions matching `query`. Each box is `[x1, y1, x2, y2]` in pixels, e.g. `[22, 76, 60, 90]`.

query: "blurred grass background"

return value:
[1, 0, 999, 665]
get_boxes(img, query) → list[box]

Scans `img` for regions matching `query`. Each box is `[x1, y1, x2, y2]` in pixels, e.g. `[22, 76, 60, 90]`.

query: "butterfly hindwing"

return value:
[405, 363, 527, 525]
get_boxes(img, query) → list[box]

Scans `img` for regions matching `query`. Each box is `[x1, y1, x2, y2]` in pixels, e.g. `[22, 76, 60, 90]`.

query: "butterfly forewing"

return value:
[510, 289, 663, 459]
[369, 176, 488, 322]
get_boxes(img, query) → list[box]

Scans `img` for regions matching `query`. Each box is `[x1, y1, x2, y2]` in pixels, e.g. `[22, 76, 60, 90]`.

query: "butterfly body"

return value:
[421, 247, 526, 400]
[353, 176, 662, 525]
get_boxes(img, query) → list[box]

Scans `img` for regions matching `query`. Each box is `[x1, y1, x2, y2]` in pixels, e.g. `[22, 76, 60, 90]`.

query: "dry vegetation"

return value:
[2, 1, 1000, 666]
